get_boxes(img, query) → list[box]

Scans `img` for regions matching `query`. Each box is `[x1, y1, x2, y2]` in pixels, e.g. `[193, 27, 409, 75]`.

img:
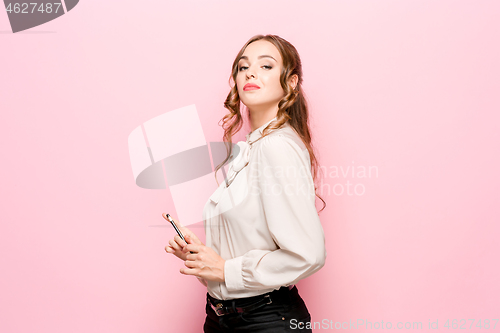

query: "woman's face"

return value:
[236, 40, 284, 111]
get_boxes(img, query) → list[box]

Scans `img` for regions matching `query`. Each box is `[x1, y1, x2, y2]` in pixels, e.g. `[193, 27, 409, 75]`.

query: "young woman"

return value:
[165, 34, 327, 332]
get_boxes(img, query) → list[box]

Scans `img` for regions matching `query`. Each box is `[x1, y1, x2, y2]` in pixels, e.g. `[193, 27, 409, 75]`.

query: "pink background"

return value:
[1, 0, 499, 332]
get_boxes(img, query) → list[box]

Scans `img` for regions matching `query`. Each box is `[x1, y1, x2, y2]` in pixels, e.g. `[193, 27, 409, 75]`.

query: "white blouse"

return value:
[202, 117, 327, 300]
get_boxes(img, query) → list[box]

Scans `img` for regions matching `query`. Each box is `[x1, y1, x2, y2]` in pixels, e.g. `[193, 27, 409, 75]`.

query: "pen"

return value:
[165, 214, 194, 254]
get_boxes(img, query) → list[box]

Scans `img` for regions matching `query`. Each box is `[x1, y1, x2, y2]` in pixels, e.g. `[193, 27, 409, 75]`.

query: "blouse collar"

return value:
[245, 116, 278, 143]
[210, 116, 282, 204]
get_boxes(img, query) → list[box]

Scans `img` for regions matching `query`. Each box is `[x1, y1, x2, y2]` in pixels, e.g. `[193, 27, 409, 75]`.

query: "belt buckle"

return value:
[214, 302, 225, 317]
[211, 295, 273, 316]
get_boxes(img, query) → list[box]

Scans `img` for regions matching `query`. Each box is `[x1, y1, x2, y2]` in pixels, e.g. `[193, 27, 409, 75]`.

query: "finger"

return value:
[185, 234, 202, 246]
[183, 243, 198, 253]
[169, 239, 182, 251]
[165, 245, 173, 253]
[184, 230, 204, 245]
[174, 235, 187, 247]
[180, 267, 197, 276]
[179, 226, 195, 241]
[184, 260, 200, 269]
[172, 216, 184, 228]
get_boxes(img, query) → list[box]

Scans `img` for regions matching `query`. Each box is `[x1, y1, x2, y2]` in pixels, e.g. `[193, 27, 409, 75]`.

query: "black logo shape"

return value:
[3, 0, 79, 33]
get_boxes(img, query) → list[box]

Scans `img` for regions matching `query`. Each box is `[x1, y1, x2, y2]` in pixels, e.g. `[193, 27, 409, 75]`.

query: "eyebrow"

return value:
[238, 55, 277, 62]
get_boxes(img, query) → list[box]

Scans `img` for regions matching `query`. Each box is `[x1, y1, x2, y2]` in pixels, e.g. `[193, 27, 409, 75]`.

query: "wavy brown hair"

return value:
[214, 34, 326, 213]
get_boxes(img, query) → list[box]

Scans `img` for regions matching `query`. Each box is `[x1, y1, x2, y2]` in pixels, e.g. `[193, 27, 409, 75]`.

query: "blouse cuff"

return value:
[224, 256, 245, 291]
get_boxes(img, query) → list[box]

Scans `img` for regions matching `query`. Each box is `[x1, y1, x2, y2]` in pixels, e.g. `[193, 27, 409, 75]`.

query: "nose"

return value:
[246, 67, 256, 80]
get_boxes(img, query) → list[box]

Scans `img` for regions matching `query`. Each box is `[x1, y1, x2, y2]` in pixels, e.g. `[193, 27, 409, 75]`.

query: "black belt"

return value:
[207, 286, 294, 317]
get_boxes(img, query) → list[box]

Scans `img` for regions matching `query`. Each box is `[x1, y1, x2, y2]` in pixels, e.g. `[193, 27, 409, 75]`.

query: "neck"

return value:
[249, 106, 279, 132]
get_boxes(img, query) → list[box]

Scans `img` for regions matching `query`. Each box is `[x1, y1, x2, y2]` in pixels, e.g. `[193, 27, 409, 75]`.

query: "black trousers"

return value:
[203, 286, 312, 332]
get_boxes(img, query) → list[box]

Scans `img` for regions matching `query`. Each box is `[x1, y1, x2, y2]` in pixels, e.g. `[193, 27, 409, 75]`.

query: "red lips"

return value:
[243, 83, 260, 91]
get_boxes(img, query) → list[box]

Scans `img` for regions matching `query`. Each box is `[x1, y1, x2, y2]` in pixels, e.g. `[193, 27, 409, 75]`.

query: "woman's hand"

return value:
[164, 217, 203, 261]
[196, 276, 208, 287]
[180, 234, 225, 283]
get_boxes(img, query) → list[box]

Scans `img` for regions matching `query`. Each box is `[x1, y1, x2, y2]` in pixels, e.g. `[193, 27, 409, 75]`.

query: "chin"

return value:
[241, 102, 263, 110]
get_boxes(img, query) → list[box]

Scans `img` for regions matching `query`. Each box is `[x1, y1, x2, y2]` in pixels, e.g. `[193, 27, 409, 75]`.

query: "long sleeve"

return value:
[224, 133, 327, 291]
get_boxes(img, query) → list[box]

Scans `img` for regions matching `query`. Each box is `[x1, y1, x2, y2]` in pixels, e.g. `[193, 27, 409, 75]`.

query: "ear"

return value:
[289, 74, 299, 90]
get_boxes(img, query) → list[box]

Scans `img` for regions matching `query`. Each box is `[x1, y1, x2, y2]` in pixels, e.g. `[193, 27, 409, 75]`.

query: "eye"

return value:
[238, 66, 248, 71]
[262, 65, 273, 70]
